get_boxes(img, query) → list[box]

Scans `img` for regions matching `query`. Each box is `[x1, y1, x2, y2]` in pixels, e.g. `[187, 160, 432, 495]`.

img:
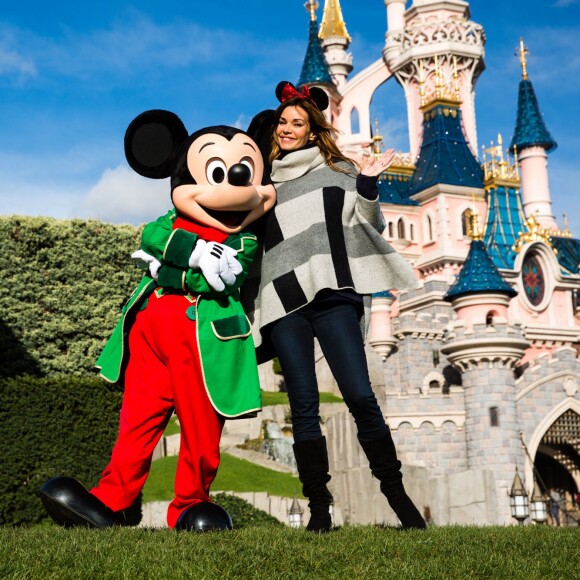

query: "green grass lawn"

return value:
[261, 390, 343, 406]
[1, 525, 578, 579]
[142, 452, 302, 502]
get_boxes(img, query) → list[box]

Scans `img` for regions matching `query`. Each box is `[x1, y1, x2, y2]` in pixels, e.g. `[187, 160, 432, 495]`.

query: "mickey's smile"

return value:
[200, 206, 251, 227]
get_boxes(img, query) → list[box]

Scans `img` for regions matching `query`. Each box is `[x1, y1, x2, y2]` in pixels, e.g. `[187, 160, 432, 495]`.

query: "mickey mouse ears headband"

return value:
[275, 81, 329, 112]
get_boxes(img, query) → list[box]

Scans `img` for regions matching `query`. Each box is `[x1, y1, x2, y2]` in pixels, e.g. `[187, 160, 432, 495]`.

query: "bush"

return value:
[210, 493, 284, 529]
[0, 375, 127, 526]
[0, 216, 142, 378]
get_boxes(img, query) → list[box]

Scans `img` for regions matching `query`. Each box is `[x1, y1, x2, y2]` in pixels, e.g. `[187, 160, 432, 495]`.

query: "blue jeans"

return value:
[269, 298, 389, 443]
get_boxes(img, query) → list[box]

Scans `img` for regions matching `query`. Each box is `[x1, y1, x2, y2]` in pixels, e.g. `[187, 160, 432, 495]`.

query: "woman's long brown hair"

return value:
[269, 97, 359, 175]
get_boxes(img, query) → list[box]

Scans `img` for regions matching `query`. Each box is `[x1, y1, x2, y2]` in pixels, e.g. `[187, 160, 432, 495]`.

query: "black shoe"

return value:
[358, 433, 426, 530]
[293, 437, 334, 533]
[39, 476, 125, 528]
[175, 502, 233, 532]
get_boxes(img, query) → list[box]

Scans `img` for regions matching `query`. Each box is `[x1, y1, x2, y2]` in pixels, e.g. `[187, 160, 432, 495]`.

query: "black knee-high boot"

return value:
[292, 436, 333, 532]
[358, 430, 426, 529]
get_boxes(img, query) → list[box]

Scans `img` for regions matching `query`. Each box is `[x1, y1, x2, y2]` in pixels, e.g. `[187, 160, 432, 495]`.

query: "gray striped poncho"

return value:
[245, 146, 417, 361]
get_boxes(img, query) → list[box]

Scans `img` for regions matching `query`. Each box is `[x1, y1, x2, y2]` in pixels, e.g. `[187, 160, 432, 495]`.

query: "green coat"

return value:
[96, 210, 261, 418]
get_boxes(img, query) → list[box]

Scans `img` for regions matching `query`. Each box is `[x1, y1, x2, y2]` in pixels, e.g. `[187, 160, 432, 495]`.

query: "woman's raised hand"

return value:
[360, 149, 396, 177]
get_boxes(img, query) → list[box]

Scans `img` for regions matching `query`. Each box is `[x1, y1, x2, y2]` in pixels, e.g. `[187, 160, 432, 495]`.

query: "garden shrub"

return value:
[211, 493, 284, 529]
[0, 216, 143, 378]
[0, 374, 132, 526]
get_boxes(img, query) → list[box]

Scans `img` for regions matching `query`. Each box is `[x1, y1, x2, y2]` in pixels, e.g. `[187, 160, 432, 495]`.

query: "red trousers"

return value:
[91, 292, 224, 528]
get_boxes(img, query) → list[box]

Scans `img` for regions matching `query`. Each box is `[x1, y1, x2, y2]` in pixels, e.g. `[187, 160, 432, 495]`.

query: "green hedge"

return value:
[0, 216, 142, 378]
[0, 375, 125, 526]
[211, 493, 284, 529]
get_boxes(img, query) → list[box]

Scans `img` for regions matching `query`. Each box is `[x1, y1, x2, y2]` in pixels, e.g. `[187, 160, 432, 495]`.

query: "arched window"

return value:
[461, 209, 473, 237]
[426, 214, 433, 241]
[486, 311, 498, 327]
[388, 222, 394, 238]
[350, 107, 360, 134]
[397, 218, 405, 239]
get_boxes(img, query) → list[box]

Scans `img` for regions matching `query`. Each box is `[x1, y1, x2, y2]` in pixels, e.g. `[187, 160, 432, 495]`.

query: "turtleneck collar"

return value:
[270, 145, 326, 183]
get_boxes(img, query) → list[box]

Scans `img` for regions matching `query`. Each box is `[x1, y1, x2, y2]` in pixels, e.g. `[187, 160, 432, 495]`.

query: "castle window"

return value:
[388, 222, 394, 238]
[461, 209, 473, 237]
[410, 223, 415, 241]
[429, 380, 440, 390]
[489, 406, 500, 427]
[426, 214, 433, 241]
[486, 310, 499, 327]
[350, 107, 360, 134]
[397, 218, 405, 239]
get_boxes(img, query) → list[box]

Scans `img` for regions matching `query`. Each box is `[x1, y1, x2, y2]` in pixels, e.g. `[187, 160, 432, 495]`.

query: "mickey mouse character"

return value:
[39, 110, 276, 531]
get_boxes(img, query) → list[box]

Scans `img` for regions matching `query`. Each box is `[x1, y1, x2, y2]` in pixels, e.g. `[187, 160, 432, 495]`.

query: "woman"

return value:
[249, 81, 425, 531]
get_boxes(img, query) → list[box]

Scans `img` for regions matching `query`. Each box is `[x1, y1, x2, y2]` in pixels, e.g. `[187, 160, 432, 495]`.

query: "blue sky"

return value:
[1, 0, 579, 230]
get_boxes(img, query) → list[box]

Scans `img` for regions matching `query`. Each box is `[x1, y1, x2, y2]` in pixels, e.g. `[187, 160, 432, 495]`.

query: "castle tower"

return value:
[481, 134, 527, 270]
[298, 1, 339, 122]
[509, 39, 558, 231]
[409, 73, 483, 195]
[319, 0, 353, 89]
[383, 0, 486, 160]
[442, 221, 529, 523]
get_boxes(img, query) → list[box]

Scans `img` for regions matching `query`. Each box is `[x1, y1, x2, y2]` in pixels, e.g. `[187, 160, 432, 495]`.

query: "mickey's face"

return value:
[172, 132, 276, 234]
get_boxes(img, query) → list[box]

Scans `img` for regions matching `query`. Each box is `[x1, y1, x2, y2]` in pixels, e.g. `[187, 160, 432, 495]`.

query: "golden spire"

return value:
[420, 55, 462, 110]
[512, 213, 557, 254]
[305, 0, 319, 21]
[418, 60, 426, 107]
[453, 55, 461, 101]
[517, 38, 529, 80]
[372, 118, 383, 159]
[434, 54, 444, 99]
[482, 134, 520, 187]
[319, 0, 351, 41]
[468, 210, 484, 241]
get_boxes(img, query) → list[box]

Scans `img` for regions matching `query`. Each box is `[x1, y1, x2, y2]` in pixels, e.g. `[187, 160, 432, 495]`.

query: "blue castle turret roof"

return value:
[297, 15, 333, 87]
[409, 102, 484, 195]
[377, 172, 418, 206]
[484, 184, 527, 270]
[445, 239, 517, 301]
[509, 78, 557, 153]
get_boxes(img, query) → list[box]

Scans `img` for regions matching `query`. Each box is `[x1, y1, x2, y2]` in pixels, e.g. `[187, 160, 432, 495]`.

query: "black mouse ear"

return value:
[308, 87, 329, 111]
[275, 81, 296, 103]
[124, 110, 188, 179]
[247, 109, 276, 158]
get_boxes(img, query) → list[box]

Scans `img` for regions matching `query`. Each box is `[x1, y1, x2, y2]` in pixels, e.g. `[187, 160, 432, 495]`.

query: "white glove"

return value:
[131, 249, 162, 281]
[188, 240, 243, 292]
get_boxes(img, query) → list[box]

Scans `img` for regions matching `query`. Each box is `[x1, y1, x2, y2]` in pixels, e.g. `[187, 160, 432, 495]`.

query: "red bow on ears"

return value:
[280, 83, 312, 103]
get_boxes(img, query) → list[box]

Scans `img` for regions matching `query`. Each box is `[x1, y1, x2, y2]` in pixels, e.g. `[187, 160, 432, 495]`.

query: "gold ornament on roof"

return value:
[468, 210, 484, 241]
[372, 117, 383, 159]
[305, 0, 319, 21]
[482, 134, 520, 187]
[512, 213, 557, 254]
[516, 38, 529, 80]
[420, 54, 463, 110]
[552, 213, 573, 239]
[319, 0, 351, 41]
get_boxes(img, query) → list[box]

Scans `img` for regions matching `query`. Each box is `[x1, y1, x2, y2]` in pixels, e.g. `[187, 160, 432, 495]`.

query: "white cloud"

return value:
[0, 26, 37, 79]
[79, 165, 171, 225]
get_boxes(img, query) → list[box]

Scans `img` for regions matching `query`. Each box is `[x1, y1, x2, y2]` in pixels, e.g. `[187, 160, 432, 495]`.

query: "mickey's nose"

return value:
[228, 163, 252, 186]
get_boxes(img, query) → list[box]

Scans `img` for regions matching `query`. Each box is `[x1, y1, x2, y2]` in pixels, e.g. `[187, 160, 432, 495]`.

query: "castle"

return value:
[270, 0, 580, 526]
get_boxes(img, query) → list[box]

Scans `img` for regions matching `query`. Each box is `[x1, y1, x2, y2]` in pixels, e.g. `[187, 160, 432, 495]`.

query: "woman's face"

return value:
[275, 105, 315, 152]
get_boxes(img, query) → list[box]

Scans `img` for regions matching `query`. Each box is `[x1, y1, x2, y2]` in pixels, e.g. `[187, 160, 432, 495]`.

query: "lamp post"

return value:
[530, 480, 548, 524]
[288, 495, 304, 528]
[509, 468, 529, 525]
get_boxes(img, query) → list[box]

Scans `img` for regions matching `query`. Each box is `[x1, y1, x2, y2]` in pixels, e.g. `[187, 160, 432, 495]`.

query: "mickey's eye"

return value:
[206, 159, 227, 185]
[240, 157, 255, 181]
